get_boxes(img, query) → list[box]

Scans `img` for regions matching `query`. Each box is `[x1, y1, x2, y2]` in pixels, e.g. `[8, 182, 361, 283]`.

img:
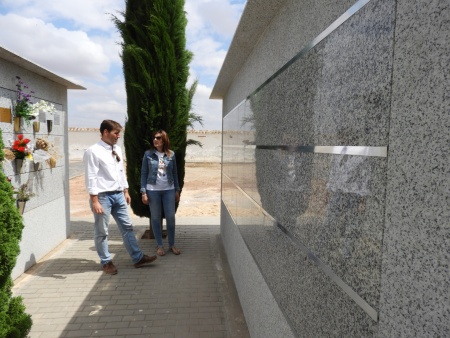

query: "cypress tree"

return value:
[0, 129, 32, 337]
[113, 0, 201, 219]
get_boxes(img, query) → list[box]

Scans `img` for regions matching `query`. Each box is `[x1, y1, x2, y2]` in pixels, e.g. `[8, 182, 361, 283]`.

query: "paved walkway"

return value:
[12, 217, 249, 338]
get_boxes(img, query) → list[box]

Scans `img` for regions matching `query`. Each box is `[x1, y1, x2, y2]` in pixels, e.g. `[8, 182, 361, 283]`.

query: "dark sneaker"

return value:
[103, 261, 118, 275]
[134, 254, 157, 268]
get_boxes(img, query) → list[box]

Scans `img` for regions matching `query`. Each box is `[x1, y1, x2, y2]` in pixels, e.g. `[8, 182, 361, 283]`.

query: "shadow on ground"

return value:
[14, 219, 250, 337]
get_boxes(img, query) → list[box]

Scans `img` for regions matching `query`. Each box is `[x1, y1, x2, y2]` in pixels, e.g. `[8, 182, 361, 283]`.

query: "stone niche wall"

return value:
[220, 0, 449, 337]
[0, 58, 70, 280]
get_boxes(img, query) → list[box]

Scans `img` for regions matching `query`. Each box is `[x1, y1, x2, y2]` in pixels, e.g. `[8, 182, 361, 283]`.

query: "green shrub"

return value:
[0, 129, 32, 337]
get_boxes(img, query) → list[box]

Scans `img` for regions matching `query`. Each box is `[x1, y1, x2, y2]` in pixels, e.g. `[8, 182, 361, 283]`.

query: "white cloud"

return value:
[0, 0, 246, 130]
[1, 0, 124, 31]
[0, 14, 111, 82]
[68, 78, 127, 128]
[185, 0, 244, 39]
[190, 37, 228, 80]
[90, 33, 123, 68]
[185, 0, 245, 130]
[191, 83, 223, 130]
[197, 1, 243, 38]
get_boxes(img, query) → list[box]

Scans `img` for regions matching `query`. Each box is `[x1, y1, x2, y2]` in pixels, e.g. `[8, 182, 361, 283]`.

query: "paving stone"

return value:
[12, 220, 249, 338]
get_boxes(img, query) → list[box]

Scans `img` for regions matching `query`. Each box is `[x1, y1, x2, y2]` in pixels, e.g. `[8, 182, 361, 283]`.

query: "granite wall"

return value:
[378, 0, 449, 336]
[0, 48, 83, 279]
[216, 0, 449, 336]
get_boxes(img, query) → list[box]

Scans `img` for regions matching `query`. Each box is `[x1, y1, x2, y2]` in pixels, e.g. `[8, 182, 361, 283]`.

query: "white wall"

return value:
[0, 48, 80, 280]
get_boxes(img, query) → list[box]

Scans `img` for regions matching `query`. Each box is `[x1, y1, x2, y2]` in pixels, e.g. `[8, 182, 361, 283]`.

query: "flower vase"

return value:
[48, 157, 57, 168]
[13, 117, 21, 132]
[17, 200, 26, 215]
[33, 121, 40, 132]
[15, 158, 23, 173]
[47, 120, 53, 133]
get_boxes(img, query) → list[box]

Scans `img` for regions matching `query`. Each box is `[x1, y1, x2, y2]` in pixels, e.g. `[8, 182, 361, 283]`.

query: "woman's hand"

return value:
[142, 193, 149, 205]
[175, 191, 180, 203]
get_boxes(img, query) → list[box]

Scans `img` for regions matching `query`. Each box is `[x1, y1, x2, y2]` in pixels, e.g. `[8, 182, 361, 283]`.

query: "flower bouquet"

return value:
[35, 137, 58, 168]
[15, 183, 35, 202]
[12, 134, 32, 160]
[14, 183, 35, 214]
[31, 100, 57, 132]
[14, 76, 38, 123]
[31, 100, 57, 116]
[11, 134, 32, 172]
[3, 148, 15, 161]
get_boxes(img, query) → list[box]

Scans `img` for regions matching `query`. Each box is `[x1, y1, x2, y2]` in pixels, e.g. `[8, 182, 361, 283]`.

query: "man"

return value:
[84, 119, 157, 275]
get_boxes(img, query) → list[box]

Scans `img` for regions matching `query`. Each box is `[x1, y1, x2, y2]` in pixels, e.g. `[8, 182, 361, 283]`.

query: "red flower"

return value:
[16, 134, 30, 144]
[11, 134, 31, 159]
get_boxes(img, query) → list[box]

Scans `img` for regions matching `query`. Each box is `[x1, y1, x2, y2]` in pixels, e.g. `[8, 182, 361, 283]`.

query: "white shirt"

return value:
[146, 151, 174, 191]
[83, 140, 128, 195]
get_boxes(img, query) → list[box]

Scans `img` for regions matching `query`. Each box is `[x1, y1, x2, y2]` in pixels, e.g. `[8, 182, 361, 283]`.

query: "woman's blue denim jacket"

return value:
[140, 149, 180, 193]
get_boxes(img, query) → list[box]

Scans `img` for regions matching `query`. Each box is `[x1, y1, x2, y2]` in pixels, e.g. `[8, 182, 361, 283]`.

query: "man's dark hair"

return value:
[100, 120, 122, 134]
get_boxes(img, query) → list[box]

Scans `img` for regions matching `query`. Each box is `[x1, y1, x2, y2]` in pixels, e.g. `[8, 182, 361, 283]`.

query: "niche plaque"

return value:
[0, 107, 12, 123]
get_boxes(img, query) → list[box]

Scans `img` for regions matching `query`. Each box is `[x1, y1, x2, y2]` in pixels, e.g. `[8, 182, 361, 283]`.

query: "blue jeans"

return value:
[146, 189, 176, 247]
[90, 191, 143, 266]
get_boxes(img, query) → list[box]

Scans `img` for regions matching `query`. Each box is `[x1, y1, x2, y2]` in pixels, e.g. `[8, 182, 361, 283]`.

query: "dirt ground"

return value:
[70, 163, 221, 218]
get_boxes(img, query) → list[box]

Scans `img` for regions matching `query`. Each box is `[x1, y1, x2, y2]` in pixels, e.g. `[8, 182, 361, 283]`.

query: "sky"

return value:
[0, 0, 246, 130]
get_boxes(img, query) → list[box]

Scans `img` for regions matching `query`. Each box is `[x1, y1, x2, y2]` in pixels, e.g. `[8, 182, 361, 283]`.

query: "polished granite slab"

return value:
[222, 0, 397, 335]
[378, 0, 450, 336]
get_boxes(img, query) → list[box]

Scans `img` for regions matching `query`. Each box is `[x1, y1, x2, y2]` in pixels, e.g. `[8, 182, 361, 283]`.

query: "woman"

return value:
[141, 130, 181, 256]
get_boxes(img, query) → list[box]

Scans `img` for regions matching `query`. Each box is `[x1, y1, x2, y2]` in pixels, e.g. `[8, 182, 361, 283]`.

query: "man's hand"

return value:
[124, 189, 131, 205]
[91, 195, 103, 214]
[175, 191, 180, 203]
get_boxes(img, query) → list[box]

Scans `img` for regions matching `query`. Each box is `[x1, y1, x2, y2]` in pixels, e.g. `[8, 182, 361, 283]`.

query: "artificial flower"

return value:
[11, 134, 31, 159]
[31, 100, 57, 116]
[14, 183, 35, 201]
[14, 76, 35, 120]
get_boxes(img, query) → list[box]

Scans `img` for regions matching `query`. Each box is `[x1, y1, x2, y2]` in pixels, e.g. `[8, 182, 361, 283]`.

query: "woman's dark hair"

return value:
[151, 129, 172, 156]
